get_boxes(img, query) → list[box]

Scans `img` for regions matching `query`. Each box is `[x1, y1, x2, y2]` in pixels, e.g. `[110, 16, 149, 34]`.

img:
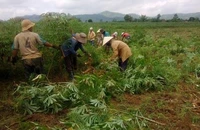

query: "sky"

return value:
[0, 0, 199, 20]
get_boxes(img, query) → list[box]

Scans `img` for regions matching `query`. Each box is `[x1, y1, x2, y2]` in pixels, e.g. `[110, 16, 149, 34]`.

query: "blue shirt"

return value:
[103, 31, 110, 37]
[61, 37, 86, 57]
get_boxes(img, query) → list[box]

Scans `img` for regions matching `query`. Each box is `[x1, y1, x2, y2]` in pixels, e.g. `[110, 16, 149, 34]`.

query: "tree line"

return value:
[123, 13, 200, 22]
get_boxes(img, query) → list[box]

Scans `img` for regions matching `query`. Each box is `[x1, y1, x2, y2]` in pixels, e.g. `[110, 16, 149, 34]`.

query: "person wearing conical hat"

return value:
[99, 28, 111, 53]
[102, 37, 132, 71]
[11, 19, 58, 80]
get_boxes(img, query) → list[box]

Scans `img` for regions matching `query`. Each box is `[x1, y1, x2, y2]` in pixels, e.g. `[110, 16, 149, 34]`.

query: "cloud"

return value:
[0, 0, 199, 20]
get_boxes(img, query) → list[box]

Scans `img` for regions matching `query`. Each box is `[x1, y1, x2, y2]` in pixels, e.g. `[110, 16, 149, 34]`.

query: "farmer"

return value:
[11, 19, 58, 80]
[112, 32, 118, 39]
[121, 32, 130, 41]
[99, 28, 111, 53]
[60, 32, 91, 80]
[99, 28, 110, 37]
[102, 36, 132, 71]
[88, 27, 96, 46]
[96, 29, 104, 47]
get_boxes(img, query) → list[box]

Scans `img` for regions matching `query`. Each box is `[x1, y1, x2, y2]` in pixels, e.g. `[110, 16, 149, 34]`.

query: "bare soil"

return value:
[110, 82, 200, 129]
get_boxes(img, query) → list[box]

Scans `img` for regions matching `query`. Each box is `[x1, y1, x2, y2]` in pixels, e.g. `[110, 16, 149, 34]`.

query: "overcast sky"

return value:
[0, 0, 199, 20]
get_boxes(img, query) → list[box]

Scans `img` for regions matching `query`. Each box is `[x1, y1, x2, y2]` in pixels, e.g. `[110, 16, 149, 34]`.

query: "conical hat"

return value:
[102, 37, 113, 46]
[97, 29, 101, 33]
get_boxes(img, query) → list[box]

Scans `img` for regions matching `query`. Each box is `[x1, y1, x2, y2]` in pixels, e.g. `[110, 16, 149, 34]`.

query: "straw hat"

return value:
[75, 33, 87, 44]
[102, 36, 113, 46]
[21, 19, 35, 31]
[89, 27, 93, 30]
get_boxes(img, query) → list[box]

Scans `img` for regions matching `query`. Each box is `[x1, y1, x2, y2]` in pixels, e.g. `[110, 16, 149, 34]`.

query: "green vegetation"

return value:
[1, 15, 200, 129]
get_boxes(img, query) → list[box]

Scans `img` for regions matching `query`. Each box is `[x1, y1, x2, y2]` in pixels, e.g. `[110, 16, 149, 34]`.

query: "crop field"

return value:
[0, 17, 200, 129]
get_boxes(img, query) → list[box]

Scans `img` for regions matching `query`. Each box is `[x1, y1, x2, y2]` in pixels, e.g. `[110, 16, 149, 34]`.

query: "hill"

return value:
[74, 11, 140, 22]
[11, 11, 200, 22]
[22, 14, 42, 22]
[160, 12, 200, 20]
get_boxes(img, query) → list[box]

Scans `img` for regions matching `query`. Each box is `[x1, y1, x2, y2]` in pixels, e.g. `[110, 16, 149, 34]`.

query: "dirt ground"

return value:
[111, 82, 200, 129]
[0, 79, 200, 130]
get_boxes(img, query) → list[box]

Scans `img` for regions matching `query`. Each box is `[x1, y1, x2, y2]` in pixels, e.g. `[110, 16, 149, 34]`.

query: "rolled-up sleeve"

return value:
[40, 36, 47, 44]
[36, 34, 47, 45]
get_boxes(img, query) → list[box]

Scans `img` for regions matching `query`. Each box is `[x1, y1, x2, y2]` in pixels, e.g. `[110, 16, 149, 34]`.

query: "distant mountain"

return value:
[74, 11, 140, 22]
[74, 14, 120, 22]
[11, 11, 200, 22]
[160, 12, 200, 20]
[99, 11, 125, 18]
[128, 13, 140, 19]
[18, 14, 41, 22]
[75, 11, 200, 22]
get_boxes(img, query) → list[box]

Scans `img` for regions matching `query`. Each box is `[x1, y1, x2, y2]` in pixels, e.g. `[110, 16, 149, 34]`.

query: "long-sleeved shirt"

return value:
[88, 31, 96, 41]
[110, 39, 132, 62]
[61, 37, 86, 57]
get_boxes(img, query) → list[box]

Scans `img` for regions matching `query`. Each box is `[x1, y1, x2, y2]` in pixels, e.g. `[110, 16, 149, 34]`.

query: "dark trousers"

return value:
[23, 57, 43, 79]
[64, 54, 77, 72]
[64, 54, 77, 80]
[118, 58, 129, 71]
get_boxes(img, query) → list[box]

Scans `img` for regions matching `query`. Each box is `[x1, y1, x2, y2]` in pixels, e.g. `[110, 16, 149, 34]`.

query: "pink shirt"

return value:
[122, 33, 130, 38]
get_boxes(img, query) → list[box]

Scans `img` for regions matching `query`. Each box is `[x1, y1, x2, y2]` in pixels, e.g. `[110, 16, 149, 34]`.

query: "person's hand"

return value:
[88, 53, 92, 57]
[77, 53, 82, 57]
[52, 45, 60, 49]
[85, 53, 91, 57]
